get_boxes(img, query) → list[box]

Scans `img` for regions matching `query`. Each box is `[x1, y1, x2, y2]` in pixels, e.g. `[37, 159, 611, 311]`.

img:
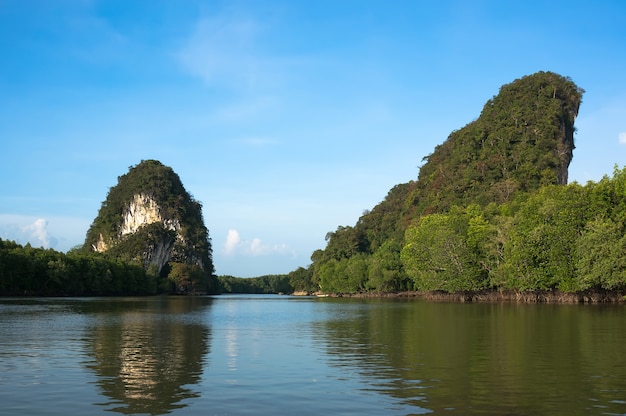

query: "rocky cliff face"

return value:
[120, 193, 177, 237]
[91, 192, 184, 272]
[84, 160, 215, 292]
[556, 112, 577, 185]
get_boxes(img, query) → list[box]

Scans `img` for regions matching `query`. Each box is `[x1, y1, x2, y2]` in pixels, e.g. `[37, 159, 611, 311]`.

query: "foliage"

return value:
[0, 239, 157, 296]
[82, 159, 217, 294]
[574, 218, 626, 291]
[401, 205, 492, 291]
[217, 274, 293, 294]
[310, 71, 586, 294]
[497, 184, 589, 291]
[166, 262, 208, 294]
[287, 266, 317, 293]
[411, 71, 583, 213]
[366, 238, 408, 292]
[396, 167, 626, 293]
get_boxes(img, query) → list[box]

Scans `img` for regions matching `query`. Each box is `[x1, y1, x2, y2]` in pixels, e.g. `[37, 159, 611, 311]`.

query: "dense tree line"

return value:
[218, 267, 318, 294]
[402, 166, 626, 293]
[0, 240, 156, 296]
[0, 239, 219, 296]
[217, 274, 292, 294]
[306, 166, 626, 294]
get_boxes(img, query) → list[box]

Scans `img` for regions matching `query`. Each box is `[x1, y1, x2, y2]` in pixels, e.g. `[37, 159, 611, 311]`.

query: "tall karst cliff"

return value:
[84, 160, 216, 294]
[410, 71, 584, 214]
[311, 71, 584, 292]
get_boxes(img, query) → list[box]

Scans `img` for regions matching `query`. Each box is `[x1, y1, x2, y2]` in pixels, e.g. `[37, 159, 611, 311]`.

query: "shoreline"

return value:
[293, 290, 626, 303]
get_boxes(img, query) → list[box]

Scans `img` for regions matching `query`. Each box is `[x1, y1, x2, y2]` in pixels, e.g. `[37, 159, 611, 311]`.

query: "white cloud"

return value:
[247, 237, 294, 257]
[249, 237, 264, 255]
[224, 229, 241, 255]
[619, 132, 626, 145]
[0, 214, 91, 252]
[0, 217, 57, 249]
[23, 219, 53, 248]
[222, 229, 295, 257]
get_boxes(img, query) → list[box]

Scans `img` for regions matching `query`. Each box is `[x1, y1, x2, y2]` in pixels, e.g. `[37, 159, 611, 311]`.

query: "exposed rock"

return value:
[84, 160, 216, 293]
[120, 193, 170, 237]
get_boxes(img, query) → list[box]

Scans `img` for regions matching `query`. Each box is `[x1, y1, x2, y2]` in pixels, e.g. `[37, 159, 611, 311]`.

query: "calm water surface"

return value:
[1, 295, 625, 415]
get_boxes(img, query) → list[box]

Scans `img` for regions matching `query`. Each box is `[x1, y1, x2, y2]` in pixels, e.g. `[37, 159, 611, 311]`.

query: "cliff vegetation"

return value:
[83, 160, 217, 294]
[296, 71, 626, 299]
[0, 160, 218, 296]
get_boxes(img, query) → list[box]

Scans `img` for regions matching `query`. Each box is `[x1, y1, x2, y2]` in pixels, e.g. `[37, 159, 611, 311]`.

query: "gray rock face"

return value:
[84, 160, 214, 278]
[92, 193, 184, 272]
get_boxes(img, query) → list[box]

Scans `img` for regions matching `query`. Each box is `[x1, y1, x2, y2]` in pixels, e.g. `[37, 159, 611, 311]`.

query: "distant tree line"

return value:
[217, 275, 292, 294]
[0, 239, 316, 296]
[0, 241, 215, 296]
[217, 267, 317, 295]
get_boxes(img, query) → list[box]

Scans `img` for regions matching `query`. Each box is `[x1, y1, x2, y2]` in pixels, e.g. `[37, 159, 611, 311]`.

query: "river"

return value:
[1, 295, 625, 415]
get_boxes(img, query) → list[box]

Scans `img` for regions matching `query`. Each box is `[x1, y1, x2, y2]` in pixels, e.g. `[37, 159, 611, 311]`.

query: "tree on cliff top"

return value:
[411, 71, 584, 214]
[83, 160, 216, 294]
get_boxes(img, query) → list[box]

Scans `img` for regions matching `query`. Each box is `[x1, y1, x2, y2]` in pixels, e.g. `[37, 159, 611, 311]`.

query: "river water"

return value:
[1, 295, 625, 415]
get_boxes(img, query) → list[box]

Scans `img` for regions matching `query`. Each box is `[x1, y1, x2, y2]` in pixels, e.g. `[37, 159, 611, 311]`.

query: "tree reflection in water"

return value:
[313, 298, 626, 415]
[82, 297, 212, 415]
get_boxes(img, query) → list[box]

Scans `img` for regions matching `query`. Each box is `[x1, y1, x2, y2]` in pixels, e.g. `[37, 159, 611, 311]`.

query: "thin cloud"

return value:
[213, 96, 279, 122]
[247, 238, 294, 257]
[619, 132, 626, 145]
[176, 13, 308, 92]
[177, 15, 263, 88]
[223, 229, 295, 257]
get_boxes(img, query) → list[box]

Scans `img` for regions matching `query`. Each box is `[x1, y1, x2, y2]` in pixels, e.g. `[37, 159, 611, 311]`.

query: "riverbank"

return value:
[294, 290, 626, 303]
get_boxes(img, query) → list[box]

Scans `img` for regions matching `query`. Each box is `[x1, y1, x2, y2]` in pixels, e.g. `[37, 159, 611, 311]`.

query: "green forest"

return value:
[0, 241, 158, 296]
[2, 71, 625, 300]
[293, 71, 626, 299]
[0, 238, 222, 296]
[217, 274, 293, 294]
[306, 166, 626, 296]
[0, 160, 218, 296]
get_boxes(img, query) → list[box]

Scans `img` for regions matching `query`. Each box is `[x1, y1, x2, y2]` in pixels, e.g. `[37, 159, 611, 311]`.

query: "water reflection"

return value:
[4, 295, 626, 415]
[81, 297, 212, 415]
[313, 299, 626, 415]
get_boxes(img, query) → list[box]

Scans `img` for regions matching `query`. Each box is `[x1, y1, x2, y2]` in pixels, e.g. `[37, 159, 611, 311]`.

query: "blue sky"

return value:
[1, 0, 625, 277]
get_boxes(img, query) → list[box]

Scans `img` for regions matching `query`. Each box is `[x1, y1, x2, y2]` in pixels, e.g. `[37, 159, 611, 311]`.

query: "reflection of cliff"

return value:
[313, 299, 626, 415]
[83, 297, 212, 415]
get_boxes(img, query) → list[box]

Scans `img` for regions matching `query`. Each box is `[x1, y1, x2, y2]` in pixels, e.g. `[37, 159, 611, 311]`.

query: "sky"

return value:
[1, 0, 625, 277]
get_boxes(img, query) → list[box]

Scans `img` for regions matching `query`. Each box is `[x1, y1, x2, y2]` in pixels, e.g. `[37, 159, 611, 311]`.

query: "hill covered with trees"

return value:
[300, 71, 626, 298]
[83, 160, 217, 294]
[4, 71, 625, 300]
[0, 160, 218, 296]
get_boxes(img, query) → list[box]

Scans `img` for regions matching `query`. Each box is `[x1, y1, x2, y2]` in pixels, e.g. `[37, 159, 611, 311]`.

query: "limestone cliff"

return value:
[84, 160, 215, 293]
[312, 71, 585, 289]
[409, 71, 584, 213]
